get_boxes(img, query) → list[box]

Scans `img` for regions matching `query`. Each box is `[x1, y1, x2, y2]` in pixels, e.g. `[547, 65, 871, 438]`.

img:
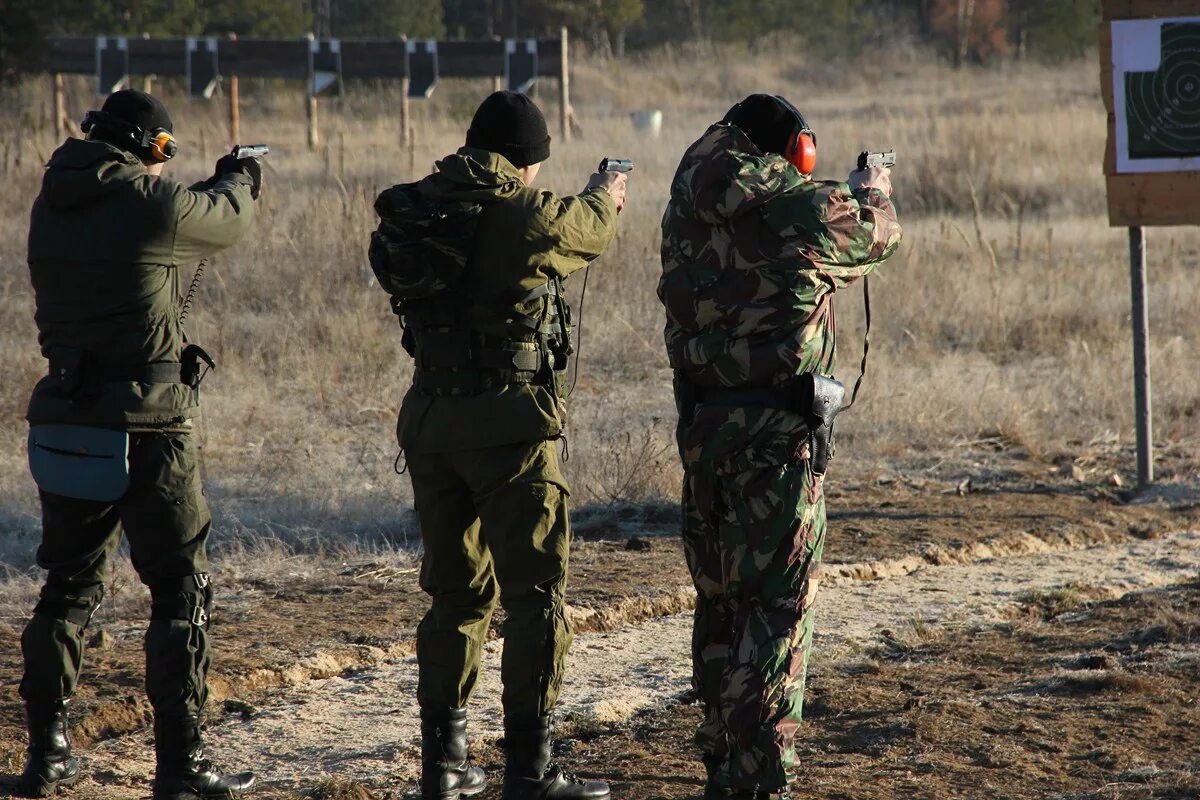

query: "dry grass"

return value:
[0, 42, 1197, 569]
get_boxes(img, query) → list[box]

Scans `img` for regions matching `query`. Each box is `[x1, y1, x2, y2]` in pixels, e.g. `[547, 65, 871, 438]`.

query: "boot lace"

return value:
[548, 762, 586, 784]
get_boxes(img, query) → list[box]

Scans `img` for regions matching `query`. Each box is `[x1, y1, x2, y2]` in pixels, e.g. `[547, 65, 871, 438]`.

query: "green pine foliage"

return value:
[0, 0, 1110, 82]
[334, 0, 445, 38]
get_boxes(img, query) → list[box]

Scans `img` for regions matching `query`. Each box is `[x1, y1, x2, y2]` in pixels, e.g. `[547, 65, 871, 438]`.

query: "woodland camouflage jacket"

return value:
[659, 123, 902, 473]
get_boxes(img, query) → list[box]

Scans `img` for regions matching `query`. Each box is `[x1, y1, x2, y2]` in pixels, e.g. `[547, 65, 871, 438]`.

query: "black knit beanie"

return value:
[91, 90, 173, 153]
[723, 94, 799, 157]
[466, 91, 551, 168]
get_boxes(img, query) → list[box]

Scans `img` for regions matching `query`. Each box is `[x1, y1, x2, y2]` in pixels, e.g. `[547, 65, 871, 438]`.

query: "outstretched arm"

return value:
[171, 172, 257, 264]
[533, 186, 620, 279]
[763, 177, 902, 290]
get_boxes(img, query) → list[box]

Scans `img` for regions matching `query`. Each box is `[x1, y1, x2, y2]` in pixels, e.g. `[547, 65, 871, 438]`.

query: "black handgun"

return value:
[857, 150, 896, 171]
[598, 157, 634, 173]
[232, 144, 269, 160]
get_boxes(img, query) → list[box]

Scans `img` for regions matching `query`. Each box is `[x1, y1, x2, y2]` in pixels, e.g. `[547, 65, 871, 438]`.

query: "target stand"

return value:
[1102, 0, 1200, 489]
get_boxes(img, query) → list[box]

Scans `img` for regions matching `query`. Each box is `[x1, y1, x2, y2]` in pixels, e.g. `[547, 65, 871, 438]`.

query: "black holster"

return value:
[800, 373, 845, 476]
[180, 344, 215, 390]
[673, 371, 698, 426]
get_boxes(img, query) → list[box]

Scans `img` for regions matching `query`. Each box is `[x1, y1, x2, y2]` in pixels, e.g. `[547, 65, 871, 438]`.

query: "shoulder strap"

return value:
[842, 277, 870, 410]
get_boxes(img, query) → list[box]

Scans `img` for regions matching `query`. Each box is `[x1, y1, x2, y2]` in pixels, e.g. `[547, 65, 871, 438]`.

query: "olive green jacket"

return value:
[26, 138, 256, 429]
[398, 148, 618, 454]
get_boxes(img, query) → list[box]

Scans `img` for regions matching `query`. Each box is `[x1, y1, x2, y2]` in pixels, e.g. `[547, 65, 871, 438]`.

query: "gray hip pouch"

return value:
[28, 424, 131, 502]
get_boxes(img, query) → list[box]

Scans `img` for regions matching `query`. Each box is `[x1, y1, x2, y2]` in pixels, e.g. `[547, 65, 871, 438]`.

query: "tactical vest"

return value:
[397, 278, 573, 398]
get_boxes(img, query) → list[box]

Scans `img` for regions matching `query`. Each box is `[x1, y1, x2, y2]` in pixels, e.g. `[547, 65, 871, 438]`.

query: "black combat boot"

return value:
[702, 755, 731, 800]
[151, 714, 255, 800]
[502, 716, 609, 800]
[15, 700, 81, 797]
[420, 708, 488, 799]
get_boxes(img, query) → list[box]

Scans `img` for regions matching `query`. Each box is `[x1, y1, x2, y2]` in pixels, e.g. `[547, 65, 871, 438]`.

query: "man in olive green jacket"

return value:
[374, 92, 627, 800]
[18, 90, 261, 799]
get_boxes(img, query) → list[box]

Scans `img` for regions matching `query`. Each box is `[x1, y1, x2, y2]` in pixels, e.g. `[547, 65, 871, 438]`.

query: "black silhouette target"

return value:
[1126, 22, 1200, 160]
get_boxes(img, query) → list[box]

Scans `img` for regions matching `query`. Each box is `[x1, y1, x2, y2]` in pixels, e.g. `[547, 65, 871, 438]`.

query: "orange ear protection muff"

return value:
[147, 130, 178, 161]
[81, 110, 178, 162]
[773, 95, 817, 176]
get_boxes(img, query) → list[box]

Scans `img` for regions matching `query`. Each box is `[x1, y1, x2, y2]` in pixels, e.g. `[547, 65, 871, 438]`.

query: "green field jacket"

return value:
[398, 148, 618, 454]
[25, 138, 256, 430]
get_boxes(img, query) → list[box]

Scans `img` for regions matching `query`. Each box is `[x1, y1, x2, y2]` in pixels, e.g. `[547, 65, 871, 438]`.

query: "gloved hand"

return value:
[848, 166, 892, 197]
[214, 154, 264, 200]
[585, 171, 628, 214]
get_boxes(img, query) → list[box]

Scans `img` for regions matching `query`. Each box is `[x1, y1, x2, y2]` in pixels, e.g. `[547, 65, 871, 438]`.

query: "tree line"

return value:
[0, 0, 1100, 81]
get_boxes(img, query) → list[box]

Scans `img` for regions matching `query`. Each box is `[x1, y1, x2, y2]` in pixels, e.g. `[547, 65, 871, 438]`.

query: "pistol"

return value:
[598, 157, 634, 174]
[857, 150, 896, 171]
[231, 144, 269, 160]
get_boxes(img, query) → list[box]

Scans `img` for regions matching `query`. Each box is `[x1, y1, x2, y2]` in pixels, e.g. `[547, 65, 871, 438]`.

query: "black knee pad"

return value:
[149, 573, 213, 628]
[33, 578, 105, 628]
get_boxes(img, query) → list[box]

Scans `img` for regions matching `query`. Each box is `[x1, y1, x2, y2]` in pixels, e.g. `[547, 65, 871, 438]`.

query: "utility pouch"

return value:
[47, 347, 87, 396]
[28, 424, 131, 502]
[799, 373, 846, 476]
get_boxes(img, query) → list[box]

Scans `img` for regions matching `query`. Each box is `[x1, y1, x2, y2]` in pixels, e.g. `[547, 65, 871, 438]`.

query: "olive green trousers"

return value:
[407, 438, 573, 721]
[20, 432, 214, 722]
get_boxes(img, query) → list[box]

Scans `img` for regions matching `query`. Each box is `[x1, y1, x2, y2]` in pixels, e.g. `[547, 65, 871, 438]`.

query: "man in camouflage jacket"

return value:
[658, 94, 902, 799]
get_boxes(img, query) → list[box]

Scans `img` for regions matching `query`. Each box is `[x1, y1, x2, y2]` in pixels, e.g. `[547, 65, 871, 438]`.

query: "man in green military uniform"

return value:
[658, 95, 902, 799]
[370, 92, 627, 800]
[17, 90, 262, 799]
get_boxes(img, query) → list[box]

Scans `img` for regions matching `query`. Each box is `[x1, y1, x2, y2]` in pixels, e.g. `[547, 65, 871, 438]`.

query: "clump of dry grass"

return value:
[0, 43, 1196, 570]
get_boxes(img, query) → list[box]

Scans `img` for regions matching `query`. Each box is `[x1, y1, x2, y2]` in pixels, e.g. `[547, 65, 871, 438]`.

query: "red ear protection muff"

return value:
[81, 110, 177, 162]
[721, 95, 818, 176]
[786, 129, 817, 176]
[773, 95, 816, 176]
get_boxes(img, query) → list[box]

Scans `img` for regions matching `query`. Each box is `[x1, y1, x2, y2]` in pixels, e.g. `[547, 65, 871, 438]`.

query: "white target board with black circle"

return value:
[1112, 17, 1200, 173]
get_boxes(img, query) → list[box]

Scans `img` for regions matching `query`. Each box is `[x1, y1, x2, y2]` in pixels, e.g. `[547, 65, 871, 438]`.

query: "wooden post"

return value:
[400, 35, 411, 147]
[307, 96, 319, 150]
[228, 75, 241, 144]
[142, 75, 154, 93]
[558, 27, 571, 143]
[400, 80, 411, 147]
[52, 74, 67, 139]
[1128, 226, 1154, 488]
[494, 76, 503, 92]
[306, 33, 319, 150]
[228, 34, 240, 145]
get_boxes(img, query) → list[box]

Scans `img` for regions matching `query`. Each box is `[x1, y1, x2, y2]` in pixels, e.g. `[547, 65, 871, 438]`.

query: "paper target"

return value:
[1112, 17, 1200, 174]
[1125, 23, 1200, 160]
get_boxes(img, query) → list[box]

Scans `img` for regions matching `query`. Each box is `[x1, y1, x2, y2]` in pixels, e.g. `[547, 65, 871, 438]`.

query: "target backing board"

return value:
[1102, 0, 1200, 226]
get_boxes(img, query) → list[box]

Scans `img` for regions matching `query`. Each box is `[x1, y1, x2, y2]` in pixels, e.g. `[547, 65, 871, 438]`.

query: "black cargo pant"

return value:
[408, 438, 573, 721]
[20, 432, 214, 722]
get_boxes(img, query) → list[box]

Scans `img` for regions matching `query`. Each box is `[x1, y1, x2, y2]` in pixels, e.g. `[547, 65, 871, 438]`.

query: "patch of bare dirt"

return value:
[539, 580, 1200, 800]
[0, 473, 1196, 799]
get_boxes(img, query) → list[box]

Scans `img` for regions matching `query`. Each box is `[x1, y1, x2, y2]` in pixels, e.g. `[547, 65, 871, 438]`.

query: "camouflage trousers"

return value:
[20, 432, 214, 722]
[681, 459, 826, 793]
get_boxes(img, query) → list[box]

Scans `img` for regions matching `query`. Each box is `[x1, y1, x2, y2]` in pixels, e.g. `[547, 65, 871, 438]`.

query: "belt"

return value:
[92, 362, 185, 384]
[695, 385, 799, 412]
